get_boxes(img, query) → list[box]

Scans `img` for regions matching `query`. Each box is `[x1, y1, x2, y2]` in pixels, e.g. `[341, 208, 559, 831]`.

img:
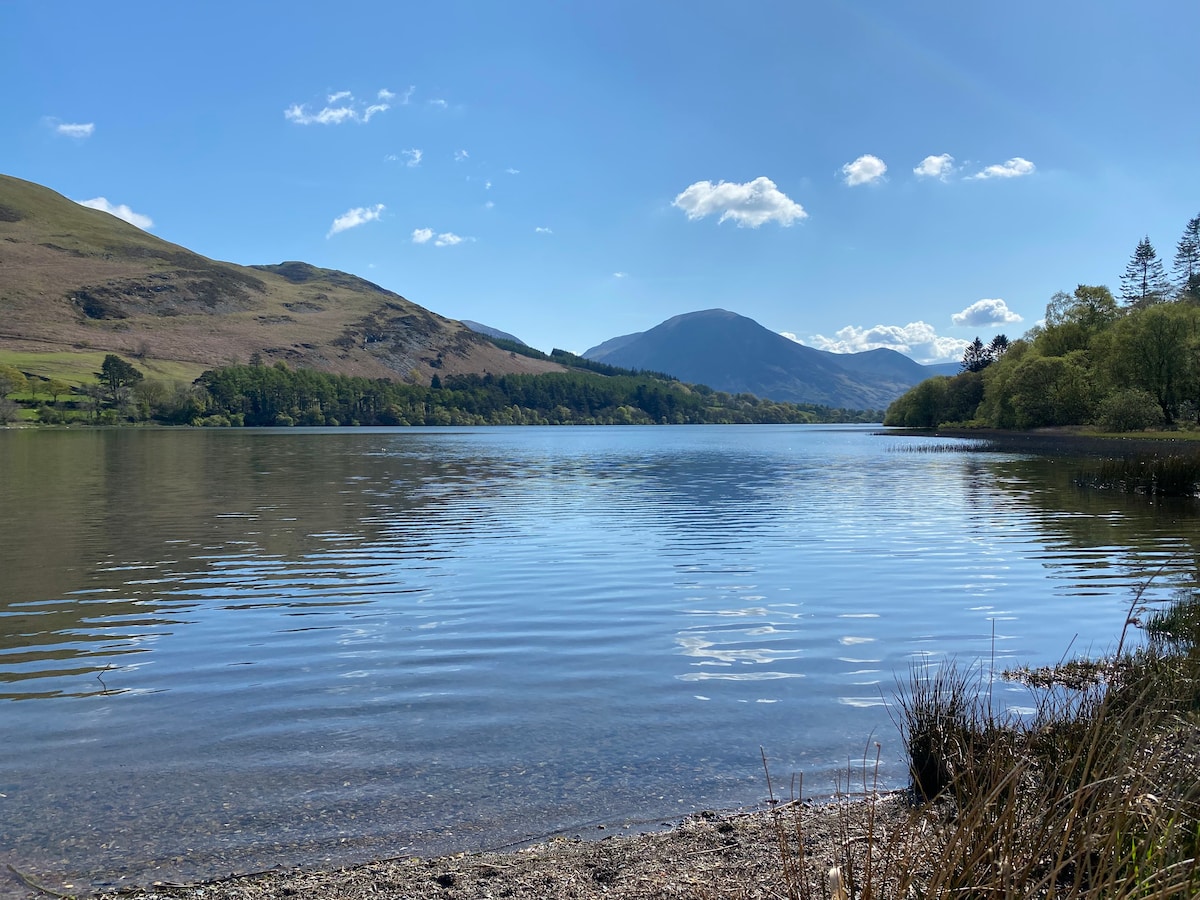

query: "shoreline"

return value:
[70, 793, 908, 900]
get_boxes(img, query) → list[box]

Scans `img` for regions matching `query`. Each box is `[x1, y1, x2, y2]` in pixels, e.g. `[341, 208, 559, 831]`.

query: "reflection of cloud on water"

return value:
[838, 636, 876, 645]
[677, 671, 804, 682]
[676, 632, 801, 666]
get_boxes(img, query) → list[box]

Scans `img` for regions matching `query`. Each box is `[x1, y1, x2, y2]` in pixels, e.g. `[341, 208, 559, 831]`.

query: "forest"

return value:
[885, 214, 1200, 431]
[3, 356, 879, 427]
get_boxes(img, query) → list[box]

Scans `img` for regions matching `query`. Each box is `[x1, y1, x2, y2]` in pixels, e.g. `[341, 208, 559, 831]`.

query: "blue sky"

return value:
[5, 1, 1198, 362]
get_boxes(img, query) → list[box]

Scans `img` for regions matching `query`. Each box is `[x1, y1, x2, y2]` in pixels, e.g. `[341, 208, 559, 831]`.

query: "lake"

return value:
[2, 425, 1197, 895]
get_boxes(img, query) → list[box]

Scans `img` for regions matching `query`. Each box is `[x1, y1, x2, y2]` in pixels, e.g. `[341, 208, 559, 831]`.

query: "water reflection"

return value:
[1, 426, 1199, 897]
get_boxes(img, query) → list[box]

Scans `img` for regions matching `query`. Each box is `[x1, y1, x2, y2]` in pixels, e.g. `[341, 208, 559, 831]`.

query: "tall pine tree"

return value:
[1173, 214, 1200, 302]
[1120, 236, 1171, 306]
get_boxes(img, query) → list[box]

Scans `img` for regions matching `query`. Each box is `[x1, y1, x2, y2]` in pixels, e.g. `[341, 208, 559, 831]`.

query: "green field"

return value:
[0, 350, 206, 388]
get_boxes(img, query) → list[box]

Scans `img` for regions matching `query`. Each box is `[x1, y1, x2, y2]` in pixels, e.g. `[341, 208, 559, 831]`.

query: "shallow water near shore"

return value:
[2, 425, 1197, 896]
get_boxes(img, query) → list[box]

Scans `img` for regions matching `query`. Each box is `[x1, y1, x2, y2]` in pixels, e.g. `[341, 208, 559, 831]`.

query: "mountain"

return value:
[0, 174, 564, 383]
[583, 309, 951, 409]
[461, 320, 527, 345]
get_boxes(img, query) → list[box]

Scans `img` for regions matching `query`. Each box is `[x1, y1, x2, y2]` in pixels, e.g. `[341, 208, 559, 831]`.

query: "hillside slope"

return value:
[584, 309, 945, 409]
[0, 174, 563, 383]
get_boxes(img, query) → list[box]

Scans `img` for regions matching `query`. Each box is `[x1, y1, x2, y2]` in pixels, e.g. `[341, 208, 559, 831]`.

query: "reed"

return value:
[1076, 452, 1200, 497]
[771, 578, 1200, 898]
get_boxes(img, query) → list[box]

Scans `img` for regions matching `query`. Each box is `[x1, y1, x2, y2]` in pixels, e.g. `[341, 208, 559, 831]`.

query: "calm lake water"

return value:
[2, 425, 1198, 895]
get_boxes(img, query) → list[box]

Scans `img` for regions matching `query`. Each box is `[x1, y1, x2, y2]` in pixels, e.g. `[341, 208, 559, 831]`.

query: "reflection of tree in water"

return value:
[959, 451, 1200, 595]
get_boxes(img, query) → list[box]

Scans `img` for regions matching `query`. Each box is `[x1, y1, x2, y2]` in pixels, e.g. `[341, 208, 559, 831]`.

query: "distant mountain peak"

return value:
[583, 309, 949, 410]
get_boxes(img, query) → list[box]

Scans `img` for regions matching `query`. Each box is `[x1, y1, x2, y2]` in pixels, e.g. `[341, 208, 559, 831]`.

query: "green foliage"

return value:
[96, 354, 144, 405]
[885, 239, 1200, 431]
[0, 363, 28, 396]
[549, 348, 677, 381]
[189, 364, 878, 427]
[1095, 388, 1166, 433]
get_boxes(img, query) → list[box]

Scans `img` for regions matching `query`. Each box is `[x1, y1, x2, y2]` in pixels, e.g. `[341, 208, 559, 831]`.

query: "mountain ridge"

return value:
[0, 173, 564, 383]
[583, 309, 953, 409]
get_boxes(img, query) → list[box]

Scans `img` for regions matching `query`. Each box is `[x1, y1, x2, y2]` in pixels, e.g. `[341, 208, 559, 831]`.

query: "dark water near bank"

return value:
[2, 426, 1198, 895]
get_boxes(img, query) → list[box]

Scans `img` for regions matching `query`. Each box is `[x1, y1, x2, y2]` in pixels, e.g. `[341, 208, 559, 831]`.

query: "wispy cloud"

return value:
[613, 272, 628, 279]
[672, 176, 807, 228]
[913, 153, 956, 181]
[484, 179, 492, 190]
[402, 148, 422, 167]
[400, 86, 416, 105]
[454, 149, 469, 162]
[434, 232, 465, 247]
[951, 299, 1023, 327]
[76, 197, 153, 230]
[327, 203, 385, 238]
[285, 89, 392, 125]
[535, 226, 553, 234]
[841, 154, 887, 186]
[429, 98, 449, 109]
[505, 168, 520, 175]
[54, 121, 95, 139]
[805, 322, 968, 364]
[412, 228, 434, 244]
[969, 157, 1035, 180]
[377, 88, 395, 102]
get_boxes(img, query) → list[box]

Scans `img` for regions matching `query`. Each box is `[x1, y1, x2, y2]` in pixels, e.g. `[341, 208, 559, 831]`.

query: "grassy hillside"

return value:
[0, 174, 564, 387]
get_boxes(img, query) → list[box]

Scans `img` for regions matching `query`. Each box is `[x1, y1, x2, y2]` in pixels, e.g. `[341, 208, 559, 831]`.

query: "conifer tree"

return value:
[1121, 236, 1171, 306]
[1173, 214, 1200, 301]
[961, 337, 990, 373]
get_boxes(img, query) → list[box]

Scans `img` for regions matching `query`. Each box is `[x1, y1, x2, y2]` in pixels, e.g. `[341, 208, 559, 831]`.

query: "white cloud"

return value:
[672, 176, 807, 228]
[454, 149, 469, 162]
[807, 322, 968, 364]
[284, 89, 392, 125]
[914, 153, 956, 180]
[412, 228, 470, 247]
[402, 148, 422, 167]
[484, 200, 495, 209]
[951, 298, 1023, 327]
[400, 86, 416, 105]
[55, 121, 94, 139]
[780, 331, 800, 343]
[429, 98, 449, 109]
[484, 179, 492, 190]
[76, 197, 153, 230]
[613, 272, 627, 278]
[841, 154, 887, 186]
[969, 157, 1035, 180]
[326, 203, 385, 238]
[377, 88, 395, 101]
[506, 168, 520, 175]
[535, 226, 552, 234]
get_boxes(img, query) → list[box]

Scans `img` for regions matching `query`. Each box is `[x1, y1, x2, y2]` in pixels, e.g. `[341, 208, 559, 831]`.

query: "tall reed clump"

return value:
[1076, 452, 1200, 497]
[772, 584, 1200, 899]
